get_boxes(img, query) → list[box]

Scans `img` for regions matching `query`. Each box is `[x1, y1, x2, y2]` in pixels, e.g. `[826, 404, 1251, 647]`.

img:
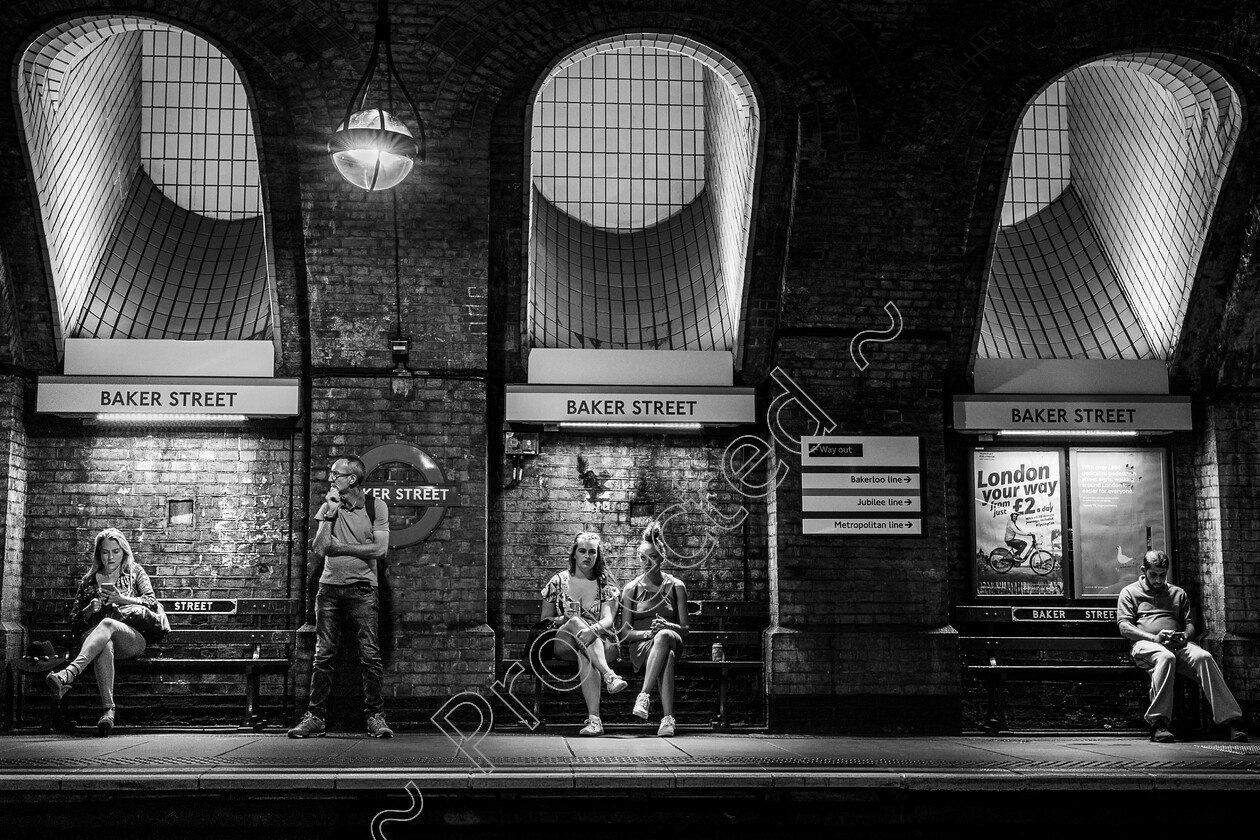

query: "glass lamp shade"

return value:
[328, 109, 418, 191]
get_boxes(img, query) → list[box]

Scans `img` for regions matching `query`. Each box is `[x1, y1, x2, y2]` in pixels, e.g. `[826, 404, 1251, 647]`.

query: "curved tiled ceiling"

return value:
[528, 34, 759, 352]
[980, 52, 1240, 360]
[78, 168, 268, 339]
[16, 16, 271, 345]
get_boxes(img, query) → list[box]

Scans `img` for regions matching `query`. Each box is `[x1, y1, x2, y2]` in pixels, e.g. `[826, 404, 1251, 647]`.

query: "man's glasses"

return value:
[330, 471, 356, 480]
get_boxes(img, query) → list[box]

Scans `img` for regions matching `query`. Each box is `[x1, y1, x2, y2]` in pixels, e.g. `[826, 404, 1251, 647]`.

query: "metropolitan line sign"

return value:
[801, 436, 923, 536]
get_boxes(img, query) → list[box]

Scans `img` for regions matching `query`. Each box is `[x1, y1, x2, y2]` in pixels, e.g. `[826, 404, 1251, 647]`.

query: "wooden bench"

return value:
[501, 598, 765, 730]
[957, 604, 1203, 733]
[15, 597, 298, 729]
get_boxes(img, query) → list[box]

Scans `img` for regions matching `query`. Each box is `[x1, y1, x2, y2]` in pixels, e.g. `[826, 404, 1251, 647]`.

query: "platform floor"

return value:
[2, 729, 1257, 837]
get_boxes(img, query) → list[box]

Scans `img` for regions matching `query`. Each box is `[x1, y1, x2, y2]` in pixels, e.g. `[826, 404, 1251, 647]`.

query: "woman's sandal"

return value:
[97, 708, 115, 737]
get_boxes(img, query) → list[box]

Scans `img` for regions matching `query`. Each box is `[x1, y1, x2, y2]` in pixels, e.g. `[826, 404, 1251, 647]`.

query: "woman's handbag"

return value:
[524, 619, 557, 673]
[114, 602, 171, 643]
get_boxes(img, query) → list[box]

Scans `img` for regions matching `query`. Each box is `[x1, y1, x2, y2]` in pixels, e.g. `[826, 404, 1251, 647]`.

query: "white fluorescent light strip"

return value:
[997, 429, 1139, 437]
[560, 421, 703, 431]
[95, 413, 248, 424]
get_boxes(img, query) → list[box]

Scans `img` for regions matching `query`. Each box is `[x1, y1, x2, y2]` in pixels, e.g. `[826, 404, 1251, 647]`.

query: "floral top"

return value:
[541, 570, 619, 624]
[68, 564, 159, 637]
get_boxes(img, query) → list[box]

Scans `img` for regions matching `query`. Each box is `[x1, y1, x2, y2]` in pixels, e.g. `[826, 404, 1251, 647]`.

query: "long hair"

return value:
[82, 528, 138, 584]
[567, 531, 606, 581]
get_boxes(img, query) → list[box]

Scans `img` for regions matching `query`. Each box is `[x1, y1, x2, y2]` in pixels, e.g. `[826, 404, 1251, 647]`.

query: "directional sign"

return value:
[801, 436, 923, 536]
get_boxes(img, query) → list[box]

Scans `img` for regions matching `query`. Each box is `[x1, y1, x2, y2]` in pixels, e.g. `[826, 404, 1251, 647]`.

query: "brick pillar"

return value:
[0, 374, 29, 727]
[1185, 397, 1260, 715]
[762, 344, 960, 733]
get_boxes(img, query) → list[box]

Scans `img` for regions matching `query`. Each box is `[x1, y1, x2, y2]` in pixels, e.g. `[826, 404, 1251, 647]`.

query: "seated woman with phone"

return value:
[45, 528, 167, 735]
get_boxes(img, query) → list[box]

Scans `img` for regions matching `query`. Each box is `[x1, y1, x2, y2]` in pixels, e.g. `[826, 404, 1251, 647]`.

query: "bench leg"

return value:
[245, 670, 259, 728]
[984, 673, 1008, 734]
[715, 669, 730, 731]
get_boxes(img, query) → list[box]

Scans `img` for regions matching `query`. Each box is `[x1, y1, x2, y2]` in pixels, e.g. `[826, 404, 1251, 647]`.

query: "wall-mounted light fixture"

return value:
[327, 0, 426, 192]
[996, 429, 1140, 437]
[559, 422, 703, 433]
[92, 413, 249, 425]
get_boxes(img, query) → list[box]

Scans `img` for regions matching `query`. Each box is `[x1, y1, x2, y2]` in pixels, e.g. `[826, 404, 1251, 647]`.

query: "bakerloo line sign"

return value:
[359, 441, 458, 549]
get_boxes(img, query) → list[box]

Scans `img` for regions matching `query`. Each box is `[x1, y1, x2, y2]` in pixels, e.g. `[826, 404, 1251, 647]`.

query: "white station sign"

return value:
[37, 376, 301, 417]
[506, 384, 755, 425]
[952, 395, 1192, 432]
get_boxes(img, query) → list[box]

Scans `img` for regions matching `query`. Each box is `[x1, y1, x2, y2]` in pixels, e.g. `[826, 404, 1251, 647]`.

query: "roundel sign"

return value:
[360, 442, 458, 548]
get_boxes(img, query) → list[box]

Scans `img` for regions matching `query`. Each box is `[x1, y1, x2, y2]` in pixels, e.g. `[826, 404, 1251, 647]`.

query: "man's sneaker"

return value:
[45, 670, 72, 700]
[579, 715, 604, 736]
[657, 715, 676, 737]
[632, 692, 651, 720]
[1227, 723, 1249, 743]
[288, 712, 326, 739]
[603, 671, 628, 694]
[367, 713, 394, 739]
[1150, 725, 1175, 743]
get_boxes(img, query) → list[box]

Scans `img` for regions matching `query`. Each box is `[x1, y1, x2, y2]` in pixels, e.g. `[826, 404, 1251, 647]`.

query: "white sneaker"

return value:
[603, 671, 628, 694]
[657, 715, 676, 737]
[579, 715, 604, 736]
[632, 692, 651, 720]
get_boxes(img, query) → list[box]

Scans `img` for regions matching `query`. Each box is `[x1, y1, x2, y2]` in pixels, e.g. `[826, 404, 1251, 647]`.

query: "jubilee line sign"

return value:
[801, 436, 923, 536]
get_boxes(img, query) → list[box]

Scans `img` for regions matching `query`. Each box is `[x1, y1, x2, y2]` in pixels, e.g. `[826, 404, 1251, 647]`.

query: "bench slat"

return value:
[965, 665, 1141, 676]
[958, 636, 1125, 652]
[158, 629, 297, 644]
[120, 659, 290, 673]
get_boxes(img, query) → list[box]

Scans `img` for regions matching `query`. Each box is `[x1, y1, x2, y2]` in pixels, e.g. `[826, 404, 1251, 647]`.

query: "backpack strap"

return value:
[366, 494, 378, 523]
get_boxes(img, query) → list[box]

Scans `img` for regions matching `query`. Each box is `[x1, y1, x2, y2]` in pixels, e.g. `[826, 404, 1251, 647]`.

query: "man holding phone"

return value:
[1117, 550, 1247, 743]
[288, 454, 392, 739]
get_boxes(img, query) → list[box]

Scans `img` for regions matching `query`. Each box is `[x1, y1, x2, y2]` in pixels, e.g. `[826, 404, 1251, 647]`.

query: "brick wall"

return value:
[490, 431, 770, 628]
[5, 0, 1260, 733]
[0, 376, 29, 676]
[13, 421, 298, 721]
[307, 376, 491, 724]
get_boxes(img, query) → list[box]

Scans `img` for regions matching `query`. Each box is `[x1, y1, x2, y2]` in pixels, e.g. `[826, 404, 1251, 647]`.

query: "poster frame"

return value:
[968, 446, 1068, 600]
[1068, 446, 1174, 600]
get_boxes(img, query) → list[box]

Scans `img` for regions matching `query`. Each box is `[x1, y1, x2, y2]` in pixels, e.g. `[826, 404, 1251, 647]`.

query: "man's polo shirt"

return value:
[318, 496, 389, 587]
[1116, 576, 1193, 637]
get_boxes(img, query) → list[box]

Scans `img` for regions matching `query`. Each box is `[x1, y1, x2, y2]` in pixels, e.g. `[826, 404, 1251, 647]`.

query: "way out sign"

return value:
[801, 436, 923, 536]
[360, 442, 458, 548]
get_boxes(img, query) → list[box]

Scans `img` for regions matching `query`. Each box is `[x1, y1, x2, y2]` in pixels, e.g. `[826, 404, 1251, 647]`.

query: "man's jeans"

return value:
[307, 582, 384, 719]
[1130, 640, 1243, 727]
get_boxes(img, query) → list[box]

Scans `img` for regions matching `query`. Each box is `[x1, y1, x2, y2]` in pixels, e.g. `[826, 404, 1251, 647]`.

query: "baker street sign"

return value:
[360, 442, 458, 548]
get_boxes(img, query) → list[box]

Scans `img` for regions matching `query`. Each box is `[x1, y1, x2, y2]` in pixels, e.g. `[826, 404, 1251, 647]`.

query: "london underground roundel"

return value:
[359, 442, 458, 548]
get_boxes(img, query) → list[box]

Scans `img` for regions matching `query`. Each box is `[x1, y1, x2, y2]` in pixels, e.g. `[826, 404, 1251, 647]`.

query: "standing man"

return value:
[289, 455, 393, 739]
[1117, 550, 1247, 743]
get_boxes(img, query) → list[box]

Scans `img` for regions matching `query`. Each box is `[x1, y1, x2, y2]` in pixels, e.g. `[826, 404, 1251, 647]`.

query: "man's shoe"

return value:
[579, 715, 604, 736]
[1150, 725, 1175, 743]
[603, 671, 628, 694]
[1227, 723, 1248, 743]
[367, 713, 394, 739]
[45, 670, 72, 701]
[288, 712, 326, 739]
[96, 708, 115, 737]
[657, 715, 676, 737]
[632, 692, 651, 720]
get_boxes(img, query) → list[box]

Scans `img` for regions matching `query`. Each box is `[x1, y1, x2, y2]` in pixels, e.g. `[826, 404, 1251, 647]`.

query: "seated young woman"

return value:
[539, 531, 628, 736]
[619, 521, 688, 737]
[45, 528, 165, 735]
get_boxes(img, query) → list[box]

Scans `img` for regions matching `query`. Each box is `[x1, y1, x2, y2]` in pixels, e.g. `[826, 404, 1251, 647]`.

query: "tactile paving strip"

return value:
[2, 755, 1257, 770]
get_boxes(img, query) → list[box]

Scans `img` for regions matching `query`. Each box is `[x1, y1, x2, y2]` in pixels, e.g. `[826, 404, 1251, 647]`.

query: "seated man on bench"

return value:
[1117, 550, 1247, 744]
